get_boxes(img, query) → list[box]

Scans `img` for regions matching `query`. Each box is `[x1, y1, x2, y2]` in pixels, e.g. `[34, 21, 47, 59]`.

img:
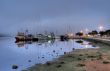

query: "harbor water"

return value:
[0, 37, 99, 71]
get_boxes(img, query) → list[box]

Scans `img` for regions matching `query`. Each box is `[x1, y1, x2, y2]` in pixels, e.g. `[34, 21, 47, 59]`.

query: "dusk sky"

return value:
[0, 0, 110, 36]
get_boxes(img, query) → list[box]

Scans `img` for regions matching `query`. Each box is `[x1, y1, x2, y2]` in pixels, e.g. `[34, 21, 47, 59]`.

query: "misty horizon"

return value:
[0, 0, 110, 36]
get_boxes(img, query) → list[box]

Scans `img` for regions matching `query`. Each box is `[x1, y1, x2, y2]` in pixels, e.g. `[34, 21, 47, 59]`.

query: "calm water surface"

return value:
[0, 37, 99, 71]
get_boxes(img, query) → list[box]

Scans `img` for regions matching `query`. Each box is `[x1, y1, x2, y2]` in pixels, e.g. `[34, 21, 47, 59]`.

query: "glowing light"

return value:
[87, 34, 90, 37]
[68, 33, 74, 37]
[48, 40, 51, 43]
[85, 45, 89, 48]
[98, 26, 104, 31]
[48, 35, 51, 38]
[70, 33, 73, 36]
[80, 30, 83, 33]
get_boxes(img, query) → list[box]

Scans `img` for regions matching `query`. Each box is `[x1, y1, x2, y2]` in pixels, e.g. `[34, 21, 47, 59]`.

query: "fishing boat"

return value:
[15, 32, 38, 42]
[15, 32, 26, 41]
[15, 31, 55, 42]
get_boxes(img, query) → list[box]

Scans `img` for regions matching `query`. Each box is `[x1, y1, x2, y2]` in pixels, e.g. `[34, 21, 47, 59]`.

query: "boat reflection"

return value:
[15, 39, 55, 47]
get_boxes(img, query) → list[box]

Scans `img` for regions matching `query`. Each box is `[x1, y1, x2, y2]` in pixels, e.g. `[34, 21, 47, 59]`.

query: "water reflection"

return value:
[75, 40, 83, 44]
[15, 39, 55, 47]
[0, 38, 98, 71]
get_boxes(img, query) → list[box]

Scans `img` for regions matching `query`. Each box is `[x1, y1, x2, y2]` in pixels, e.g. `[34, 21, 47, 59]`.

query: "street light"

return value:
[98, 25, 104, 31]
[80, 30, 83, 33]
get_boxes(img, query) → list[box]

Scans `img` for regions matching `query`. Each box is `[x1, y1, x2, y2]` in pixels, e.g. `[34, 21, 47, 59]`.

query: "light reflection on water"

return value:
[0, 37, 98, 71]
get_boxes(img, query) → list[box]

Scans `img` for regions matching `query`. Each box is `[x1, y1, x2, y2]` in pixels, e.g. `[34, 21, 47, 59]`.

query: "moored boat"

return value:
[15, 32, 55, 42]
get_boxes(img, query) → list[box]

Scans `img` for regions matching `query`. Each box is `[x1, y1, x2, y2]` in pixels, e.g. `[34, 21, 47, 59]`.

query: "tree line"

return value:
[76, 29, 110, 37]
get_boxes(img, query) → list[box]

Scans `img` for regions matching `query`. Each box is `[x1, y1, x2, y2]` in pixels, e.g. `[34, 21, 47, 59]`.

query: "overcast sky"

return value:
[0, 0, 110, 36]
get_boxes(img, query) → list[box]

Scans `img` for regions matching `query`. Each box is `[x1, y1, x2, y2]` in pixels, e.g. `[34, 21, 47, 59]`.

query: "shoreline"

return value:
[83, 37, 110, 45]
[22, 41, 110, 71]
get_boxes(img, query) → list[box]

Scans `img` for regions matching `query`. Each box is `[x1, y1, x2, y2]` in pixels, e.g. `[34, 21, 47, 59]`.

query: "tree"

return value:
[105, 29, 110, 36]
[99, 31, 105, 37]
[76, 32, 83, 36]
[88, 30, 98, 36]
